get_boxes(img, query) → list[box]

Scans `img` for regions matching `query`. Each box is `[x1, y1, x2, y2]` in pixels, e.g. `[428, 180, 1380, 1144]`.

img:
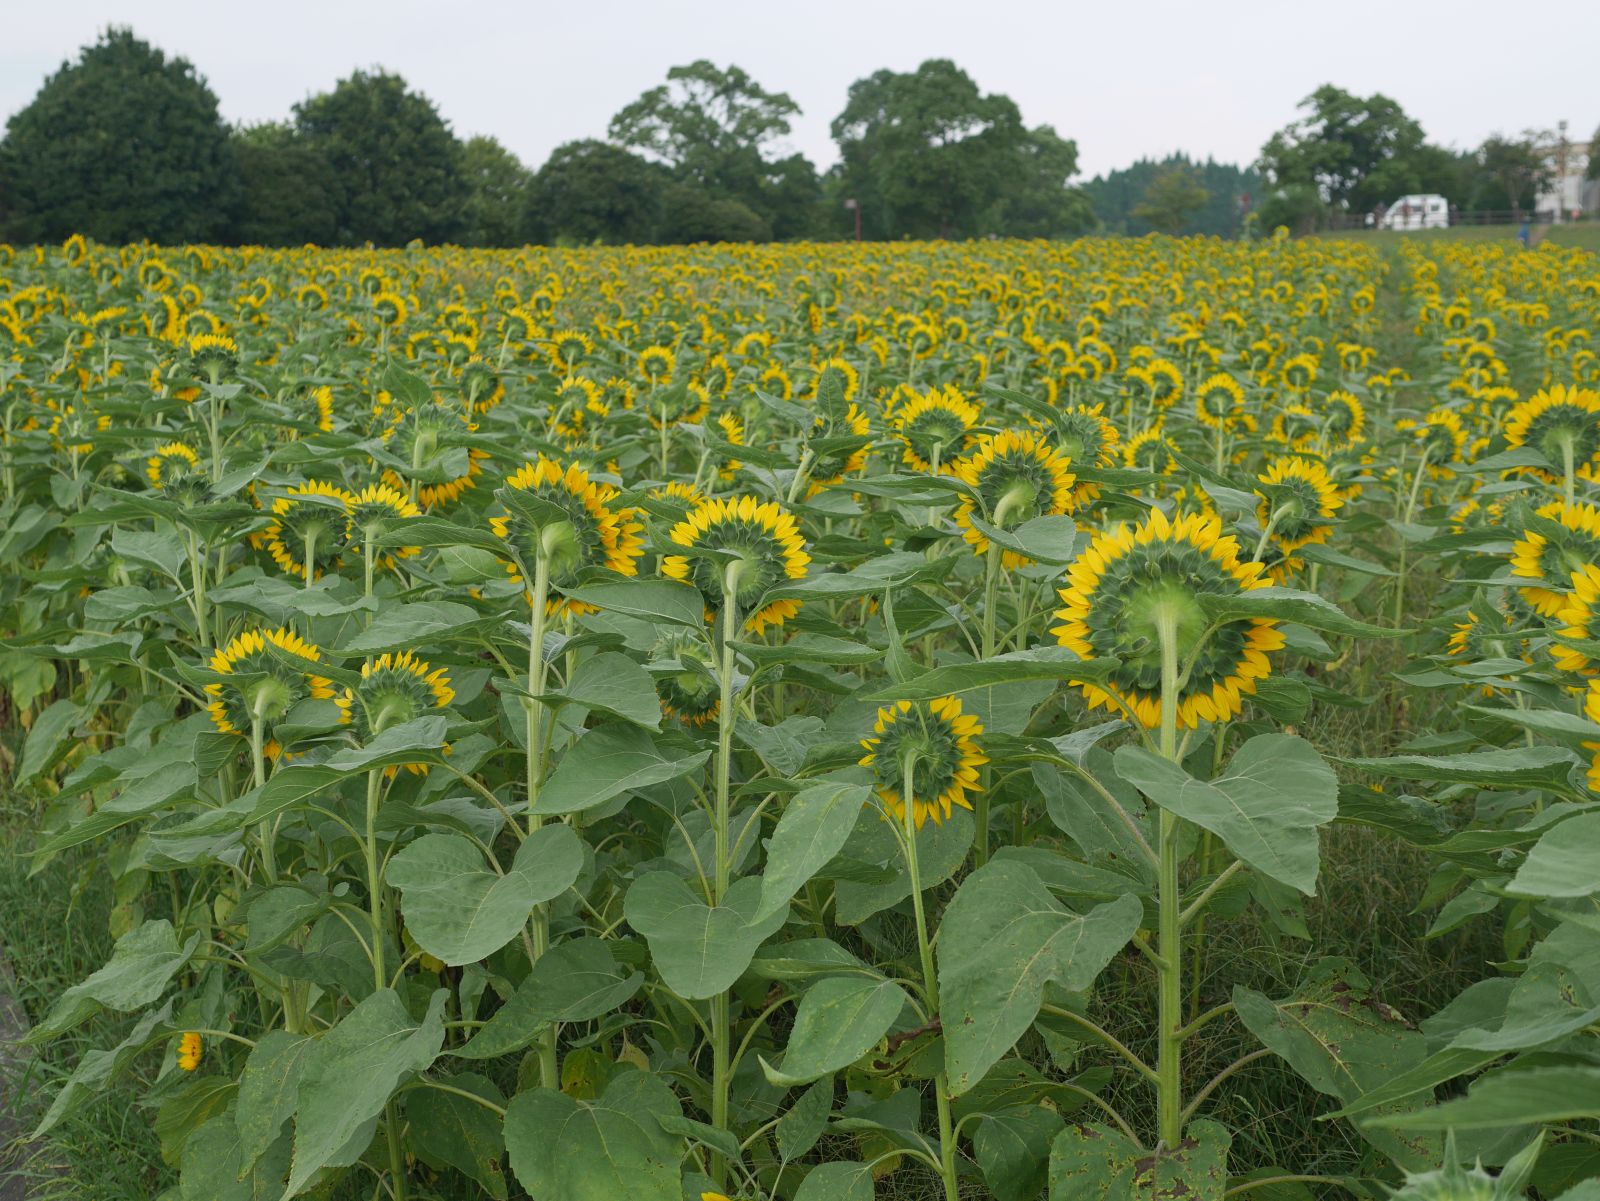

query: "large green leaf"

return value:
[624, 873, 788, 999]
[337, 600, 501, 654]
[559, 578, 707, 627]
[1115, 734, 1338, 895]
[794, 1161, 875, 1201]
[234, 1031, 314, 1174]
[35, 1001, 174, 1136]
[503, 1071, 683, 1201]
[1233, 963, 1441, 1170]
[32, 919, 199, 1040]
[862, 646, 1117, 702]
[1508, 811, 1600, 898]
[179, 1114, 289, 1201]
[387, 825, 582, 965]
[1198, 586, 1405, 637]
[1341, 746, 1582, 793]
[775, 1077, 834, 1162]
[17, 698, 80, 786]
[761, 974, 908, 1086]
[1049, 1119, 1231, 1200]
[1369, 1066, 1600, 1130]
[408, 1074, 508, 1199]
[543, 650, 661, 729]
[975, 1105, 1063, 1201]
[536, 725, 709, 815]
[458, 937, 642, 1059]
[939, 860, 1142, 1094]
[282, 988, 447, 1198]
[757, 775, 874, 921]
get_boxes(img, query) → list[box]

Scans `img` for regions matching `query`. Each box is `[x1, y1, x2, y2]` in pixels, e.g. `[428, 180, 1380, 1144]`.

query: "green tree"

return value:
[1086, 155, 1261, 237]
[294, 70, 466, 246]
[984, 125, 1095, 238]
[460, 135, 532, 247]
[0, 27, 238, 244]
[658, 184, 770, 243]
[1471, 133, 1553, 212]
[1588, 124, 1599, 180]
[1256, 183, 1327, 235]
[1257, 85, 1429, 211]
[525, 140, 665, 245]
[609, 61, 813, 238]
[1132, 165, 1210, 233]
[231, 122, 339, 246]
[832, 59, 1025, 239]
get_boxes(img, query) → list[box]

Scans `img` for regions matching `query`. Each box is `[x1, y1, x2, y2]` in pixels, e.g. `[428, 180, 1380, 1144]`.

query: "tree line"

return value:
[0, 29, 1094, 246]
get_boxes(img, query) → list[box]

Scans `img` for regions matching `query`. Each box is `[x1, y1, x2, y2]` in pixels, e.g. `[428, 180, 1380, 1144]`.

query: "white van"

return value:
[1381, 194, 1449, 230]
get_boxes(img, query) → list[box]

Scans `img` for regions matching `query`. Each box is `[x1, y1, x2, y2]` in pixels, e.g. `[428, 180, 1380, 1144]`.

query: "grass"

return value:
[1309, 221, 1600, 253]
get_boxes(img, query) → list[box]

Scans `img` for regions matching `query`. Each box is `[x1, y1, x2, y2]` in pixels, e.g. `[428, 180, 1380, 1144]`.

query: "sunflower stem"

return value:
[1392, 446, 1433, 628]
[974, 540, 1002, 866]
[186, 528, 211, 650]
[709, 570, 743, 1189]
[785, 447, 815, 505]
[364, 767, 385, 992]
[363, 528, 376, 604]
[1155, 605, 1185, 1149]
[897, 754, 960, 1201]
[524, 551, 558, 1090]
[249, 708, 276, 886]
[1561, 432, 1577, 509]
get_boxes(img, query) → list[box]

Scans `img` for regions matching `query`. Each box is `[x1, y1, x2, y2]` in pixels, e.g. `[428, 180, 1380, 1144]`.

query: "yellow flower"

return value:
[177, 1032, 202, 1072]
[859, 695, 987, 829]
[953, 430, 1077, 568]
[662, 496, 810, 635]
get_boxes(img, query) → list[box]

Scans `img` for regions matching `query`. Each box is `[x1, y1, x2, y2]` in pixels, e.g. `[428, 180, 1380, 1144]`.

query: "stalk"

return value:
[1392, 446, 1433, 628]
[365, 767, 385, 990]
[249, 708, 275, 885]
[974, 539, 1002, 866]
[709, 566, 744, 1189]
[523, 551, 558, 1089]
[186, 529, 211, 650]
[1154, 605, 1185, 1148]
[898, 755, 960, 1201]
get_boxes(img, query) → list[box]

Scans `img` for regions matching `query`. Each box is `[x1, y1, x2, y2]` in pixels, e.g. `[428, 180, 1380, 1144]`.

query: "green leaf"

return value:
[625, 873, 788, 999]
[235, 1030, 314, 1175]
[35, 1001, 174, 1136]
[32, 919, 199, 1040]
[862, 645, 1118, 702]
[17, 698, 80, 786]
[757, 776, 874, 920]
[975, 1105, 1064, 1201]
[337, 600, 500, 654]
[544, 651, 661, 730]
[1232, 964, 1441, 1170]
[1508, 811, 1600, 898]
[775, 1076, 834, 1161]
[795, 1161, 875, 1201]
[457, 937, 642, 1059]
[939, 861, 1142, 1094]
[34, 737, 198, 855]
[965, 512, 1078, 564]
[282, 988, 447, 1198]
[559, 578, 708, 627]
[1197, 586, 1405, 637]
[537, 726, 709, 815]
[1368, 1066, 1600, 1130]
[761, 975, 907, 1086]
[387, 825, 582, 965]
[1114, 734, 1338, 895]
[504, 1072, 683, 1201]
[1049, 1119, 1231, 1200]
[409, 1075, 508, 1200]
[179, 1114, 289, 1201]
[1341, 745, 1582, 793]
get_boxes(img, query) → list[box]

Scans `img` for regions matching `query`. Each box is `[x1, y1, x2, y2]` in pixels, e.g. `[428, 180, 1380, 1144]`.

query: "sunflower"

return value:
[373, 291, 408, 326]
[459, 357, 503, 413]
[204, 628, 338, 755]
[177, 1033, 202, 1072]
[1550, 565, 1600, 675]
[337, 652, 454, 776]
[490, 457, 644, 616]
[300, 386, 335, 435]
[653, 633, 721, 726]
[345, 483, 422, 575]
[187, 332, 237, 383]
[662, 496, 810, 635]
[146, 442, 203, 495]
[547, 330, 594, 374]
[1256, 456, 1345, 553]
[1584, 680, 1600, 793]
[953, 430, 1077, 568]
[858, 695, 987, 829]
[379, 406, 488, 509]
[894, 385, 981, 474]
[265, 481, 355, 581]
[806, 403, 873, 496]
[1124, 425, 1179, 476]
[716, 412, 745, 480]
[1322, 390, 1367, 447]
[1053, 509, 1284, 728]
[1194, 374, 1246, 431]
[1504, 384, 1600, 483]
[638, 346, 676, 385]
[1396, 408, 1467, 475]
[1509, 501, 1600, 617]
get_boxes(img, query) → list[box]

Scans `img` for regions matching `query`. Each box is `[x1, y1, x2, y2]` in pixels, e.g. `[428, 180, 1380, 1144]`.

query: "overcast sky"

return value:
[4, 1, 1596, 179]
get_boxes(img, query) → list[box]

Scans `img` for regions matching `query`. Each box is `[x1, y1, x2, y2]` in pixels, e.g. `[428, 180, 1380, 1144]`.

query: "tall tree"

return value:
[1472, 133, 1553, 212]
[832, 59, 1026, 239]
[0, 27, 238, 243]
[294, 70, 466, 246]
[1086, 155, 1262, 237]
[1132, 165, 1210, 233]
[231, 122, 339, 246]
[983, 125, 1094, 238]
[460, 135, 532, 247]
[609, 61, 813, 237]
[525, 140, 665, 245]
[1257, 85, 1429, 211]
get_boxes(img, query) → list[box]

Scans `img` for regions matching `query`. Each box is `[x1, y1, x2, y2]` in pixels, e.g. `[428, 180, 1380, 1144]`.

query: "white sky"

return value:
[4, 0, 1596, 180]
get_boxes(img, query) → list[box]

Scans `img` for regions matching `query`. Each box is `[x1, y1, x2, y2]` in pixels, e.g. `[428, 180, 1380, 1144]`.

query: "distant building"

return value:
[1534, 122, 1597, 219]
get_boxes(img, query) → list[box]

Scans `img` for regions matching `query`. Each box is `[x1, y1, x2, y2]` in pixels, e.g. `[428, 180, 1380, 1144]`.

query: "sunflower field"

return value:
[2, 230, 1600, 1201]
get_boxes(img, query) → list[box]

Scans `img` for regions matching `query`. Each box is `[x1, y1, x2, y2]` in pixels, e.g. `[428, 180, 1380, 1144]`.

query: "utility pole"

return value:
[1554, 121, 1569, 225]
[844, 197, 861, 242]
